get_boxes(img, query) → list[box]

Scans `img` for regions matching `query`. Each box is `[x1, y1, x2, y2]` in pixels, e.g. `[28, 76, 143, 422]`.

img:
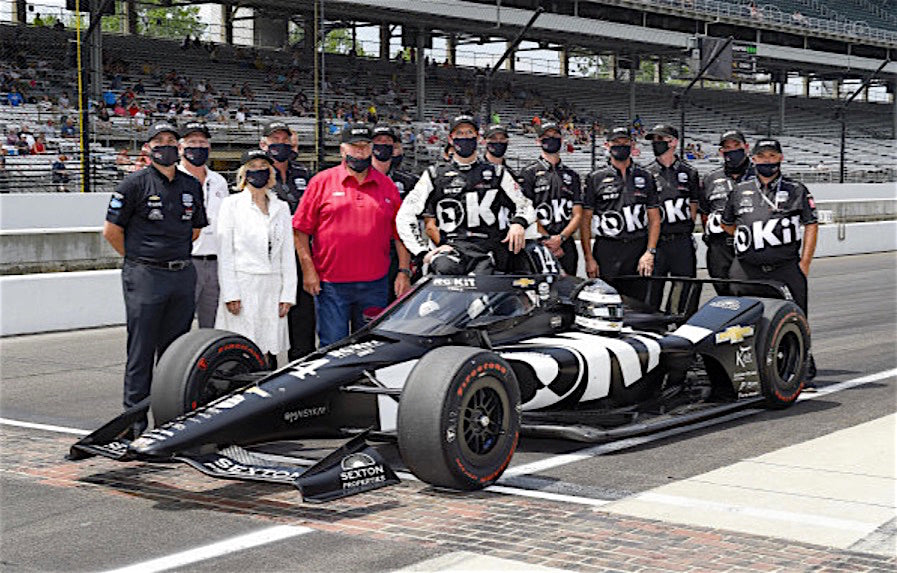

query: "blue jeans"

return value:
[315, 275, 388, 347]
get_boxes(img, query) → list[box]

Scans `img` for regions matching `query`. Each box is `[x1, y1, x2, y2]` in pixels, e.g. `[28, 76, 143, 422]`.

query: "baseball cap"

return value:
[372, 124, 398, 141]
[484, 124, 509, 138]
[181, 121, 211, 139]
[645, 124, 679, 141]
[718, 129, 747, 146]
[449, 114, 478, 133]
[146, 122, 178, 142]
[241, 148, 274, 166]
[537, 121, 561, 137]
[752, 138, 783, 154]
[605, 127, 632, 142]
[341, 123, 373, 144]
[263, 121, 292, 137]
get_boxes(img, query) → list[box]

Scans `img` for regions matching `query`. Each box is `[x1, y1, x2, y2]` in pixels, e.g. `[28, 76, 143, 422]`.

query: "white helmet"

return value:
[574, 280, 624, 334]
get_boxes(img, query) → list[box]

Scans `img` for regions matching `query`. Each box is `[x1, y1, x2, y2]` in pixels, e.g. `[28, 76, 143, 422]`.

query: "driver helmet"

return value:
[574, 280, 624, 334]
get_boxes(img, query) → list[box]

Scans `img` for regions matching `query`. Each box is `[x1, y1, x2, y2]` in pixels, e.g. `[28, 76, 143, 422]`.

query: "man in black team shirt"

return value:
[483, 124, 519, 181]
[519, 120, 583, 276]
[259, 121, 315, 361]
[581, 127, 660, 298]
[699, 129, 756, 294]
[396, 114, 535, 275]
[644, 124, 700, 280]
[721, 138, 818, 386]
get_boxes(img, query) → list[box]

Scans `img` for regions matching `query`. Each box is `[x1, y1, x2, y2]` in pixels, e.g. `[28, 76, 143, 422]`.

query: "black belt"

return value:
[127, 257, 193, 271]
[192, 254, 217, 261]
[596, 236, 646, 244]
[742, 259, 793, 273]
[659, 233, 693, 242]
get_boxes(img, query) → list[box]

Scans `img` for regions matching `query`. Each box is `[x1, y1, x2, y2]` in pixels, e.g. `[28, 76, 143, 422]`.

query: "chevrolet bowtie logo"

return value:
[715, 325, 755, 345]
[512, 278, 536, 288]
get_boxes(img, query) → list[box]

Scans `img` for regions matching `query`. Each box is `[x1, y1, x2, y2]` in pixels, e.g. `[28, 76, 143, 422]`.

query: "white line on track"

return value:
[99, 525, 313, 573]
[0, 418, 89, 435]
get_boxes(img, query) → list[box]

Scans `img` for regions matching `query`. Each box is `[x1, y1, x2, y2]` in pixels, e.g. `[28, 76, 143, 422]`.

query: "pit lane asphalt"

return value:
[1, 252, 895, 572]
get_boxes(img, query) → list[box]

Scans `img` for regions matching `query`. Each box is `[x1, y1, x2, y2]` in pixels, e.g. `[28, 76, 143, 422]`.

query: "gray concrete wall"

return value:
[0, 228, 120, 273]
[0, 193, 112, 230]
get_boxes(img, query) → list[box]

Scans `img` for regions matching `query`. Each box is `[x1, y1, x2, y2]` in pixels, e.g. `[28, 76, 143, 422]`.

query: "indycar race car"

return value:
[70, 244, 811, 502]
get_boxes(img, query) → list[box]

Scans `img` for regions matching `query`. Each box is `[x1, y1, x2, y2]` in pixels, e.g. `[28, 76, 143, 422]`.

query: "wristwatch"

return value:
[648, 247, 657, 255]
[398, 268, 413, 277]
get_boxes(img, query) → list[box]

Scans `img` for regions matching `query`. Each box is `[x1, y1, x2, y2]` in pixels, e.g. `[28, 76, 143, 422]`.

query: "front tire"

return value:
[397, 346, 521, 490]
[757, 301, 810, 409]
[151, 329, 269, 426]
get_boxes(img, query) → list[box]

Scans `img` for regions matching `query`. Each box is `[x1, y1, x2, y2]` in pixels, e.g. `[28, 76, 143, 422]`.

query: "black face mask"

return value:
[723, 148, 748, 172]
[651, 140, 671, 157]
[540, 137, 562, 154]
[183, 146, 209, 167]
[452, 137, 478, 158]
[486, 141, 508, 158]
[267, 143, 292, 163]
[245, 168, 270, 189]
[372, 143, 394, 163]
[609, 145, 631, 162]
[151, 145, 179, 167]
[755, 162, 781, 178]
[391, 154, 404, 170]
[345, 154, 372, 173]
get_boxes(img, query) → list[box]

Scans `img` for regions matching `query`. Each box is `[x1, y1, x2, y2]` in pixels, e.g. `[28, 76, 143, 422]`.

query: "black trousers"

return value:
[653, 234, 697, 278]
[729, 258, 808, 315]
[121, 260, 196, 409]
[594, 236, 648, 301]
[556, 237, 579, 277]
[705, 235, 735, 296]
[288, 256, 316, 362]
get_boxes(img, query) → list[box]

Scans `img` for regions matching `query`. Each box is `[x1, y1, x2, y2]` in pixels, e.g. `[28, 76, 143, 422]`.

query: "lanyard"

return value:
[758, 178, 783, 212]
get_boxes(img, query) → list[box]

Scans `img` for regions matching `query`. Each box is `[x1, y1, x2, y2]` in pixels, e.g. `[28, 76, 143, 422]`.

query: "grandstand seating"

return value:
[1, 22, 894, 194]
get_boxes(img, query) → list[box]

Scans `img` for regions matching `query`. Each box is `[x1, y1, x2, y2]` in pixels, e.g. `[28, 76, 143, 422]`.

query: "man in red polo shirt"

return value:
[293, 123, 412, 346]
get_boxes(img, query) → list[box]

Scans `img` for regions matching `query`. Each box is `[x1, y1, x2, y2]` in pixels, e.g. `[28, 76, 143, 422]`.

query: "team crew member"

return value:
[293, 124, 412, 347]
[644, 124, 700, 279]
[721, 138, 818, 383]
[103, 122, 207, 436]
[396, 114, 536, 275]
[483, 124, 519, 181]
[178, 121, 229, 328]
[259, 121, 315, 360]
[699, 129, 756, 294]
[581, 127, 660, 294]
[371, 124, 417, 300]
[519, 120, 583, 275]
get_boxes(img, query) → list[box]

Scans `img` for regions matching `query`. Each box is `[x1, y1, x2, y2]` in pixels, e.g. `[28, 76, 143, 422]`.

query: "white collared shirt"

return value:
[179, 164, 229, 256]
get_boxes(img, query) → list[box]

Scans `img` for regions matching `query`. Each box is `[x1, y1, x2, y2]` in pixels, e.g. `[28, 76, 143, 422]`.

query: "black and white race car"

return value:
[70, 245, 811, 502]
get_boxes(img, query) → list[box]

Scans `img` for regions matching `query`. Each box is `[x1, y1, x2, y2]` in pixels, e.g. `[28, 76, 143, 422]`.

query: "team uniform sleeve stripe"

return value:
[500, 167, 536, 226]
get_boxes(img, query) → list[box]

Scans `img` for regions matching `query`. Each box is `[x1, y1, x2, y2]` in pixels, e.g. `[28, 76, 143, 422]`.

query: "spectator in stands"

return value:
[6, 86, 24, 107]
[294, 124, 410, 346]
[644, 124, 700, 286]
[103, 123, 207, 437]
[30, 135, 46, 155]
[215, 149, 295, 367]
[235, 106, 246, 126]
[115, 149, 132, 167]
[519, 120, 583, 276]
[259, 121, 315, 360]
[177, 122, 229, 329]
[103, 89, 117, 107]
[60, 118, 76, 138]
[791, 11, 807, 26]
[5, 129, 18, 147]
[58, 92, 70, 109]
[51, 155, 69, 192]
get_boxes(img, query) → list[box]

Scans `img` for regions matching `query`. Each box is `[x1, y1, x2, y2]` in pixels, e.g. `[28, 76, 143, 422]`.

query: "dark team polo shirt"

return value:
[645, 156, 699, 235]
[699, 164, 756, 239]
[584, 162, 659, 241]
[721, 174, 817, 265]
[274, 161, 312, 214]
[106, 165, 208, 262]
[519, 157, 583, 236]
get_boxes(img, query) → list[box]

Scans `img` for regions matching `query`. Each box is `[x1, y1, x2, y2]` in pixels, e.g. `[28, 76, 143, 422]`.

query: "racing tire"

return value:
[151, 329, 268, 426]
[397, 346, 521, 490]
[756, 301, 810, 409]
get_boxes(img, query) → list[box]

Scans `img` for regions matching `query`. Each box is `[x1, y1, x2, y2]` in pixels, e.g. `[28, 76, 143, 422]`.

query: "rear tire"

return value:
[151, 329, 268, 426]
[757, 301, 810, 409]
[397, 346, 521, 490]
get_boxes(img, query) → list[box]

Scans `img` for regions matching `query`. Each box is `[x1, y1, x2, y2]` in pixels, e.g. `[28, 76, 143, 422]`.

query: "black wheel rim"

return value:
[189, 355, 258, 410]
[459, 377, 508, 459]
[775, 331, 802, 383]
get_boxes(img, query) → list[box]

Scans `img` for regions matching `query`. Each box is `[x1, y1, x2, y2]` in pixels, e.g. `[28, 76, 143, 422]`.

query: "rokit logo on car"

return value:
[340, 452, 387, 490]
[736, 345, 754, 369]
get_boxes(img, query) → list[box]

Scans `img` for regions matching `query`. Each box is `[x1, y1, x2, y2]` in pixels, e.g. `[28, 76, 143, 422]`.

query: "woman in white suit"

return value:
[216, 149, 297, 367]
